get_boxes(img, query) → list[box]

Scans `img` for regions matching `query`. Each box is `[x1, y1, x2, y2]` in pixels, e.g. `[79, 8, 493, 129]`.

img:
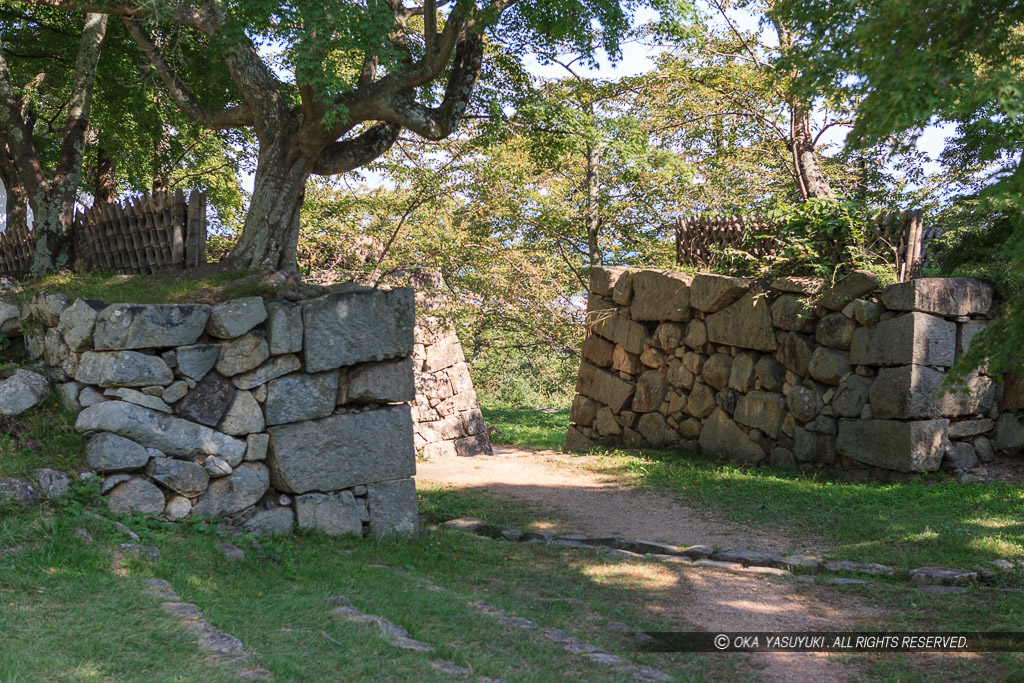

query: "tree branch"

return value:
[312, 122, 402, 175]
[122, 17, 253, 130]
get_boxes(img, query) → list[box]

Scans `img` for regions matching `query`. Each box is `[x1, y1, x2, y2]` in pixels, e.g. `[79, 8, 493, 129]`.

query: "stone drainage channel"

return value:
[441, 517, 1024, 593]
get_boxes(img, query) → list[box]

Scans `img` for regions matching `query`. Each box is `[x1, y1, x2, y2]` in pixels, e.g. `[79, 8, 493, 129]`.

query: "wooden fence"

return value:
[0, 189, 207, 279]
[675, 209, 938, 282]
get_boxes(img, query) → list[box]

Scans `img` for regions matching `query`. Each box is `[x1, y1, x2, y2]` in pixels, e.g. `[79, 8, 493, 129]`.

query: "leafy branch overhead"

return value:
[19, 0, 645, 274]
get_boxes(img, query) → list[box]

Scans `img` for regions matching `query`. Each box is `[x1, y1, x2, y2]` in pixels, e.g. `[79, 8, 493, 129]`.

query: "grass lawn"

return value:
[482, 406, 1024, 573]
[0, 490, 740, 683]
[482, 405, 571, 451]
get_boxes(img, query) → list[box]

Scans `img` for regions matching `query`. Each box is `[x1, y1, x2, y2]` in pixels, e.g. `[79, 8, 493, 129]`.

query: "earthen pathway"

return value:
[417, 446, 887, 683]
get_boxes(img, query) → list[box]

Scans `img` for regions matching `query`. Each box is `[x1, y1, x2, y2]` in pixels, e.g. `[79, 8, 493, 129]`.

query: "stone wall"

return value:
[412, 315, 492, 458]
[4, 286, 419, 536]
[566, 268, 1021, 480]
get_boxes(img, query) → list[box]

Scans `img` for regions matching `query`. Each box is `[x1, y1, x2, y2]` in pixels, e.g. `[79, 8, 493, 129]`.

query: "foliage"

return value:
[480, 406, 571, 450]
[713, 196, 899, 281]
[771, 0, 1024, 380]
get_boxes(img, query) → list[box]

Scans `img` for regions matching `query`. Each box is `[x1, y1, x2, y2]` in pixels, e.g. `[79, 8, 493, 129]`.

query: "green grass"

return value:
[5, 268, 261, 305]
[482, 407, 1024, 572]
[481, 406, 571, 451]
[0, 393, 88, 478]
[418, 481, 570, 530]
[0, 493, 743, 683]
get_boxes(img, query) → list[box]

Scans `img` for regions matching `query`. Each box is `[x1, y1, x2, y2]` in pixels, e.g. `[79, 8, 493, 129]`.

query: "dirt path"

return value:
[418, 446, 819, 552]
[416, 446, 887, 683]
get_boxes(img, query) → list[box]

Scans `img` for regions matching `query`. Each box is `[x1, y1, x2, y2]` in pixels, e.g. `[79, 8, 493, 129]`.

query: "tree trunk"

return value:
[584, 140, 603, 267]
[94, 145, 117, 204]
[228, 133, 312, 274]
[790, 98, 834, 200]
[28, 189, 72, 274]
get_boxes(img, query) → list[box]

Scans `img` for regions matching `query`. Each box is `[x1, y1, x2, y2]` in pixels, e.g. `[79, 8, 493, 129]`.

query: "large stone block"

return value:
[0, 369, 50, 416]
[706, 290, 777, 352]
[367, 478, 418, 537]
[880, 278, 993, 317]
[831, 374, 871, 418]
[575, 362, 635, 413]
[264, 371, 340, 426]
[775, 331, 814, 376]
[302, 288, 415, 373]
[175, 373, 235, 427]
[265, 301, 304, 355]
[85, 433, 152, 472]
[193, 463, 269, 518]
[146, 457, 209, 496]
[581, 334, 615, 367]
[564, 426, 597, 452]
[220, 390, 265, 435]
[267, 405, 415, 494]
[734, 391, 786, 438]
[698, 408, 766, 463]
[423, 340, 466, 373]
[849, 312, 955, 367]
[24, 291, 71, 326]
[216, 332, 270, 377]
[630, 270, 692, 321]
[691, 274, 751, 313]
[75, 351, 174, 388]
[869, 365, 994, 419]
[295, 490, 363, 535]
[231, 354, 302, 391]
[837, 419, 949, 472]
[632, 371, 668, 413]
[206, 296, 268, 339]
[816, 313, 856, 350]
[175, 344, 220, 382]
[590, 266, 630, 296]
[589, 308, 646, 355]
[808, 347, 851, 386]
[59, 298, 105, 352]
[107, 478, 165, 516]
[771, 294, 816, 333]
[93, 303, 210, 350]
[343, 358, 415, 404]
[993, 413, 1024, 452]
[76, 400, 246, 462]
[569, 395, 597, 427]
[818, 270, 879, 311]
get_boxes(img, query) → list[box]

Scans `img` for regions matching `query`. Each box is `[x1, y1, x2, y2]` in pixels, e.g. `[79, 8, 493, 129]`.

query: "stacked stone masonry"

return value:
[566, 268, 1023, 480]
[412, 315, 493, 458]
[8, 287, 420, 536]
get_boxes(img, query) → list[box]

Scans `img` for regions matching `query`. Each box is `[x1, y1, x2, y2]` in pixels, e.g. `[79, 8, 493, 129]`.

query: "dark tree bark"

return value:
[94, 144, 117, 204]
[584, 140, 603, 267]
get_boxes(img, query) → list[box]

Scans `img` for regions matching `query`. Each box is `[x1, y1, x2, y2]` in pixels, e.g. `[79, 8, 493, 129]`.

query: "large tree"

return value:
[0, 6, 107, 274]
[29, 0, 640, 275]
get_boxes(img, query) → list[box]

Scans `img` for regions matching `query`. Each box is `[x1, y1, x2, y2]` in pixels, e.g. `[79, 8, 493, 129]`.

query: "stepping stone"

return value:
[918, 584, 968, 594]
[391, 637, 434, 652]
[432, 660, 470, 677]
[824, 577, 871, 586]
[633, 666, 673, 682]
[469, 600, 505, 615]
[543, 628, 581, 646]
[498, 616, 537, 630]
[910, 566, 977, 586]
[145, 579, 179, 600]
[781, 555, 823, 570]
[693, 559, 743, 571]
[823, 560, 895, 576]
[163, 602, 203, 619]
[238, 667, 274, 681]
[325, 595, 353, 607]
[588, 653, 622, 665]
[564, 642, 601, 654]
[198, 632, 245, 655]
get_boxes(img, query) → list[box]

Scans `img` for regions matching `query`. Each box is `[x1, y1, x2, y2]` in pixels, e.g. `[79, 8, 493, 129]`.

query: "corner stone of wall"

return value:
[13, 287, 419, 537]
[567, 269, 1015, 480]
